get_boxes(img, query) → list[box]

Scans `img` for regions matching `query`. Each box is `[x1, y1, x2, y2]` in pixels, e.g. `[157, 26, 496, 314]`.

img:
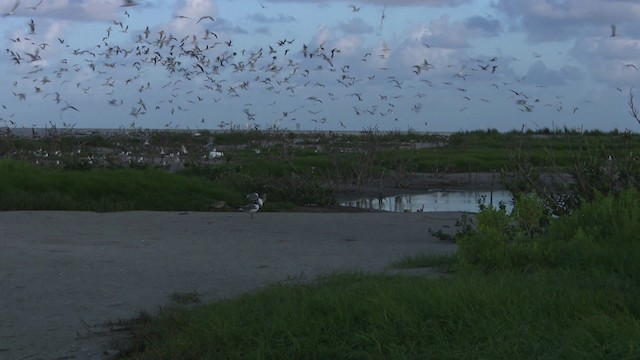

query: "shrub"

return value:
[538, 188, 640, 277]
[456, 192, 550, 272]
[455, 188, 640, 276]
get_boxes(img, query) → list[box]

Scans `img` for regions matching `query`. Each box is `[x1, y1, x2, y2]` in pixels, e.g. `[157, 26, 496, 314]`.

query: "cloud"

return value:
[337, 17, 375, 34]
[494, 0, 640, 42]
[247, 12, 296, 23]
[253, 25, 271, 35]
[265, 0, 471, 6]
[418, 14, 502, 49]
[173, 0, 215, 18]
[464, 16, 501, 37]
[169, 0, 216, 35]
[570, 36, 640, 84]
[3, 0, 156, 22]
[211, 18, 248, 35]
[523, 60, 584, 87]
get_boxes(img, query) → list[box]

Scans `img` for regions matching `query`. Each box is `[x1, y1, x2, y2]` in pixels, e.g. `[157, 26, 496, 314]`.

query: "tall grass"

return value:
[0, 160, 235, 211]
[123, 270, 640, 360]
[120, 189, 640, 359]
[456, 188, 640, 277]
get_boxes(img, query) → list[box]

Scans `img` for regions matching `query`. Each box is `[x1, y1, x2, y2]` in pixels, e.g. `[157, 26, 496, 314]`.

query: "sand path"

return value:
[1, 211, 460, 359]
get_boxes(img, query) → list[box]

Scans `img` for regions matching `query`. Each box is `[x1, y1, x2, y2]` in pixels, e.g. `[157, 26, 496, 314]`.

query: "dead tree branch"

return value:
[629, 87, 640, 126]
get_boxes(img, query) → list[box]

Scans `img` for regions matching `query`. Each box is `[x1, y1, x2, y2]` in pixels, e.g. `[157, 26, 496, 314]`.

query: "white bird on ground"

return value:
[238, 203, 260, 218]
[240, 193, 267, 218]
[209, 200, 226, 209]
[209, 149, 224, 159]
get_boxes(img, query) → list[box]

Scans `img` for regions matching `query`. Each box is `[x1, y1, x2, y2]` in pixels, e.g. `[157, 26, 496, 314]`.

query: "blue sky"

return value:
[1, 0, 640, 132]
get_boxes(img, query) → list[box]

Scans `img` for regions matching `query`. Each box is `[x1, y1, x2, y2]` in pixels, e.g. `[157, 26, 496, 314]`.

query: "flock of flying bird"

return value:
[0, 0, 636, 132]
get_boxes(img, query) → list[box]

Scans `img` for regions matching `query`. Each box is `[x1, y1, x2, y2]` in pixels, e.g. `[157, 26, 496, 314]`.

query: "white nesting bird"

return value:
[209, 149, 224, 159]
[239, 193, 267, 218]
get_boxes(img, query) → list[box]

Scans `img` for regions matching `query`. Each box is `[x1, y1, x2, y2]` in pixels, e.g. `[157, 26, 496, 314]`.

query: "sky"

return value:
[1, 0, 640, 133]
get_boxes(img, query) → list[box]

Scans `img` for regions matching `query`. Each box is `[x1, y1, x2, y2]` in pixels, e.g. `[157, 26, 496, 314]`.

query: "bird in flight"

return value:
[349, 5, 360, 12]
[61, 101, 79, 112]
[2, 0, 20, 16]
[27, 0, 42, 10]
[610, 24, 617, 37]
[197, 15, 214, 23]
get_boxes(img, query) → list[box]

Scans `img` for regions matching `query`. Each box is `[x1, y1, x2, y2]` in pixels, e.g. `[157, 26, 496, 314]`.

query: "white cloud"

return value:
[570, 36, 640, 84]
[495, 0, 640, 42]
[266, 0, 472, 7]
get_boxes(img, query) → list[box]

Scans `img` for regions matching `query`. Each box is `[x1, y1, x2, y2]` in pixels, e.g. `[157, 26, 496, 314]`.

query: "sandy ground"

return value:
[0, 210, 461, 360]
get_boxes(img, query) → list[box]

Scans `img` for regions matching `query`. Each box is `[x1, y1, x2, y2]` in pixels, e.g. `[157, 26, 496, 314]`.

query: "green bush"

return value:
[538, 188, 640, 277]
[511, 192, 551, 236]
[455, 188, 640, 276]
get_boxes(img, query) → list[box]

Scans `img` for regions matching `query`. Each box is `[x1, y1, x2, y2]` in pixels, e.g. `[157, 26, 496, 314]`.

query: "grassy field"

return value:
[2, 129, 639, 359]
[1, 128, 639, 211]
[120, 271, 639, 359]
[118, 189, 640, 359]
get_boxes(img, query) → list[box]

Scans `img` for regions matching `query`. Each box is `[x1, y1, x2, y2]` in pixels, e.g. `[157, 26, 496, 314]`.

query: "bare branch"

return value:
[629, 87, 640, 126]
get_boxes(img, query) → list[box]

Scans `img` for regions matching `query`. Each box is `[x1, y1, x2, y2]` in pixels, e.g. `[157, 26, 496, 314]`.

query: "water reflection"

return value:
[339, 190, 514, 213]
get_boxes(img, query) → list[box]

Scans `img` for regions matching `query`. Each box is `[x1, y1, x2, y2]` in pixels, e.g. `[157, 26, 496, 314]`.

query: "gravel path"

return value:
[0, 211, 460, 359]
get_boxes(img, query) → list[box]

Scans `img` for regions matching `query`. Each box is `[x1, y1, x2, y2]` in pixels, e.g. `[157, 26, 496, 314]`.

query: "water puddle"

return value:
[339, 190, 513, 213]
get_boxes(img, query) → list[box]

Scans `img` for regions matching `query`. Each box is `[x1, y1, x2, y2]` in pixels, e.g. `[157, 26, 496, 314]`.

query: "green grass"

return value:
[122, 270, 640, 360]
[0, 160, 240, 211]
[3, 130, 640, 358]
[2, 130, 639, 211]
[117, 189, 640, 359]
[391, 252, 457, 271]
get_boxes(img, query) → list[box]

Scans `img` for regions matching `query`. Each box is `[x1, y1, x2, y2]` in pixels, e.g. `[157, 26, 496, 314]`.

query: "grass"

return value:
[1, 129, 639, 211]
[391, 252, 457, 271]
[3, 130, 640, 358]
[121, 271, 640, 359]
[0, 159, 288, 211]
[117, 188, 640, 359]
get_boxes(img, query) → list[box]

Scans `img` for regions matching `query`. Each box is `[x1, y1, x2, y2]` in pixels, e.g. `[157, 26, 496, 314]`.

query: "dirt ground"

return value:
[0, 210, 462, 360]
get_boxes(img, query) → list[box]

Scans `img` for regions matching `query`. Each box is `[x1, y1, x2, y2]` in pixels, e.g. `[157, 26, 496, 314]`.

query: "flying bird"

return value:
[28, 18, 36, 34]
[610, 24, 617, 37]
[2, 0, 20, 16]
[349, 5, 360, 12]
[61, 101, 78, 112]
[27, 0, 42, 10]
[197, 15, 214, 23]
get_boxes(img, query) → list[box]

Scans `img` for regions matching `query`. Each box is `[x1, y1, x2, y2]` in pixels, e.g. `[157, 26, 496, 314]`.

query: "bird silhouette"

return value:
[2, 0, 20, 16]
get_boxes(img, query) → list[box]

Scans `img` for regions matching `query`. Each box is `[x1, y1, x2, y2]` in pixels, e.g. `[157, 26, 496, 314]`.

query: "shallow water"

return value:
[339, 190, 514, 213]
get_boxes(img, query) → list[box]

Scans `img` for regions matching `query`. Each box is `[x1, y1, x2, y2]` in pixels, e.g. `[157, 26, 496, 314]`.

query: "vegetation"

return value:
[1, 128, 639, 211]
[119, 189, 640, 359]
[0, 159, 253, 211]
[2, 127, 639, 359]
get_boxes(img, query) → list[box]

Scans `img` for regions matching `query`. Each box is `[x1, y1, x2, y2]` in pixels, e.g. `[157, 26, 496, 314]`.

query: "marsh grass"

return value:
[122, 270, 640, 360]
[391, 252, 457, 272]
[2, 130, 640, 211]
[0, 160, 238, 211]
[119, 188, 640, 359]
